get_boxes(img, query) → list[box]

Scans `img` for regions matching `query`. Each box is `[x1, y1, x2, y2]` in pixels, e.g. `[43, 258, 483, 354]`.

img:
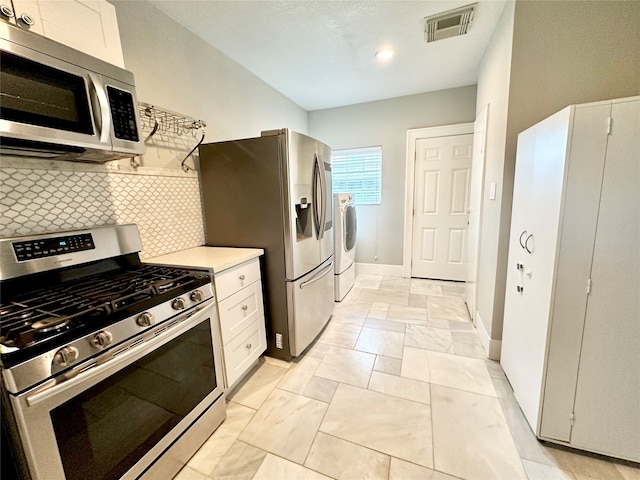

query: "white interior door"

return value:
[465, 105, 489, 320]
[411, 134, 473, 280]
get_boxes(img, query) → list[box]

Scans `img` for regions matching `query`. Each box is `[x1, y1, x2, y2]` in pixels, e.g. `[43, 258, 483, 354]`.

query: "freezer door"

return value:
[287, 255, 334, 356]
[284, 130, 323, 279]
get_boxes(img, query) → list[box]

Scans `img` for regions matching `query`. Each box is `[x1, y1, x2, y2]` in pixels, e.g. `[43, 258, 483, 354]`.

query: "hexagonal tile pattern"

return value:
[0, 167, 205, 258]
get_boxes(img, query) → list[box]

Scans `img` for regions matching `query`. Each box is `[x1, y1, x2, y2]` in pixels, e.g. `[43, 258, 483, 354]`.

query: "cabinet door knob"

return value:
[241, 304, 248, 311]
[18, 13, 34, 27]
[0, 5, 14, 18]
[245, 343, 252, 349]
[239, 274, 246, 280]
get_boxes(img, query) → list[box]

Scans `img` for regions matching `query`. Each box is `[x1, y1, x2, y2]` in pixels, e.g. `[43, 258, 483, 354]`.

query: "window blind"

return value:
[332, 146, 382, 205]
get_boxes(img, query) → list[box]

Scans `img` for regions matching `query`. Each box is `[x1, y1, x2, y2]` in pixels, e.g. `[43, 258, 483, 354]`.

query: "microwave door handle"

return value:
[88, 73, 111, 143]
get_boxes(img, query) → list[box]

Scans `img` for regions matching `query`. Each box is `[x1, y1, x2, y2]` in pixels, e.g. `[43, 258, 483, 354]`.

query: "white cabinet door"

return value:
[569, 98, 640, 461]
[11, 0, 124, 67]
[411, 134, 472, 280]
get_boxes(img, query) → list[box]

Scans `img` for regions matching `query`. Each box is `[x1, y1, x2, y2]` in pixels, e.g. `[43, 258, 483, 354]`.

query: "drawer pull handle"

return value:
[239, 274, 246, 280]
[245, 343, 252, 349]
[241, 304, 248, 311]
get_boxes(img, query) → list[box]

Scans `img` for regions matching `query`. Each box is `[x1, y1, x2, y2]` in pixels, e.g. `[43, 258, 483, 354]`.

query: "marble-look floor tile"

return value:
[451, 341, 486, 359]
[253, 454, 331, 480]
[277, 355, 321, 394]
[261, 356, 292, 369]
[227, 362, 286, 409]
[186, 402, 256, 475]
[364, 317, 406, 332]
[355, 327, 404, 358]
[400, 346, 431, 383]
[368, 371, 431, 404]
[238, 388, 327, 464]
[409, 293, 428, 308]
[374, 355, 402, 376]
[315, 346, 376, 387]
[542, 447, 627, 480]
[410, 279, 443, 296]
[332, 300, 371, 323]
[404, 324, 453, 353]
[209, 440, 267, 480]
[386, 304, 427, 324]
[522, 459, 576, 480]
[448, 319, 475, 331]
[431, 384, 526, 480]
[354, 274, 383, 289]
[427, 296, 471, 322]
[305, 432, 390, 480]
[367, 302, 389, 320]
[306, 341, 331, 359]
[321, 384, 433, 468]
[380, 276, 411, 293]
[389, 458, 459, 480]
[302, 376, 338, 403]
[615, 464, 640, 480]
[318, 322, 362, 348]
[426, 317, 452, 329]
[343, 285, 363, 302]
[358, 288, 410, 306]
[174, 466, 209, 480]
[427, 350, 496, 397]
[451, 330, 480, 345]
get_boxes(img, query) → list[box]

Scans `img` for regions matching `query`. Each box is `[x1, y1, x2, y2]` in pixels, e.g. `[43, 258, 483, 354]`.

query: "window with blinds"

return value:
[331, 146, 382, 205]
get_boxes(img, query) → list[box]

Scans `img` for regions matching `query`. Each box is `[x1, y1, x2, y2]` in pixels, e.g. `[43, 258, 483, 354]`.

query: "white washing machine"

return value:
[334, 192, 357, 301]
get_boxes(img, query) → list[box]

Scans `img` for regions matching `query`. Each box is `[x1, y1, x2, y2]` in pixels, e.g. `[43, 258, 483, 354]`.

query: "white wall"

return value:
[309, 86, 477, 266]
[473, 1, 515, 356]
[110, 0, 308, 170]
[474, 0, 640, 353]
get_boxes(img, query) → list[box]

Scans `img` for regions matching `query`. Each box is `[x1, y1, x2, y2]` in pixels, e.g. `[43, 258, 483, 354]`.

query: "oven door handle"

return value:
[25, 300, 216, 407]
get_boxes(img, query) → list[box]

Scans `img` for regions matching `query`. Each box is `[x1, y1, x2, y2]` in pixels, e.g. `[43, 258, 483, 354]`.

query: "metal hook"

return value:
[180, 128, 206, 172]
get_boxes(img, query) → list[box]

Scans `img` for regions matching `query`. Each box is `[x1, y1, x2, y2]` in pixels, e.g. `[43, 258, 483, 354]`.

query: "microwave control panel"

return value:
[107, 86, 139, 142]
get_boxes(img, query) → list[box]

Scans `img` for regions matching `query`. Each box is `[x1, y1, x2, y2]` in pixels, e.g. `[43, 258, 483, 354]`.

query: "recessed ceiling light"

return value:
[375, 48, 395, 61]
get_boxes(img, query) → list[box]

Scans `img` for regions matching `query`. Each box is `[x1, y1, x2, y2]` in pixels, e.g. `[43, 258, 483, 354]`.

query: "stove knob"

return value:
[91, 331, 113, 349]
[172, 297, 186, 310]
[137, 312, 154, 327]
[190, 290, 203, 302]
[53, 346, 79, 367]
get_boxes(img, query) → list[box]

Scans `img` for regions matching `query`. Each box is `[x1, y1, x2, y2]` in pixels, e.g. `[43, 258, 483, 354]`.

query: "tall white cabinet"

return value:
[501, 96, 639, 462]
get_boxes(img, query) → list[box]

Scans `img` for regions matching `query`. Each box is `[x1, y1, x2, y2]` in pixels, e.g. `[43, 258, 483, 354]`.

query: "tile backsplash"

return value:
[0, 165, 205, 259]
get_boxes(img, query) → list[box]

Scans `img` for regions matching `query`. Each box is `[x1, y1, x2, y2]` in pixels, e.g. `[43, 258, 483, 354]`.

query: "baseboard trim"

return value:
[355, 262, 404, 277]
[475, 311, 502, 361]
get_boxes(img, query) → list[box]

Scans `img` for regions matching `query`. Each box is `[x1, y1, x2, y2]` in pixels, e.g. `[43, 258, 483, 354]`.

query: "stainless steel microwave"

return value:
[0, 23, 145, 163]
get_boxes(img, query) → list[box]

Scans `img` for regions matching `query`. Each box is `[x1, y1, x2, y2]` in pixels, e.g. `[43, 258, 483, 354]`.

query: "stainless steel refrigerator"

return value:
[198, 129, 334, 360]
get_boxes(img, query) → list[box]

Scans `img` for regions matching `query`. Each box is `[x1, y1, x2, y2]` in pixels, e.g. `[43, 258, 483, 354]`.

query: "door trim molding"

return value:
[403, 123, 474, 278]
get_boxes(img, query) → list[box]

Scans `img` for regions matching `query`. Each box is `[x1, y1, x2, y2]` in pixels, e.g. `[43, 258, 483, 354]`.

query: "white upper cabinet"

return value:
[5, 0, 124, 67]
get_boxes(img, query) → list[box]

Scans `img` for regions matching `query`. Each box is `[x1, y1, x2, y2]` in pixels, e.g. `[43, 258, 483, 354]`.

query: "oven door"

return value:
[8, 300, 225, 480]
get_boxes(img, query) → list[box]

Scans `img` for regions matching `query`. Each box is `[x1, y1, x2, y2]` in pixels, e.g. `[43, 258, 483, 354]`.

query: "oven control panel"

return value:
[13, 233, 95, 261]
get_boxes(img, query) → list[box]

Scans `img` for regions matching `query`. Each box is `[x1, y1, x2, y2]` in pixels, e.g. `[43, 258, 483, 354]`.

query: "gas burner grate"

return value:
[0, 265, 202, 350]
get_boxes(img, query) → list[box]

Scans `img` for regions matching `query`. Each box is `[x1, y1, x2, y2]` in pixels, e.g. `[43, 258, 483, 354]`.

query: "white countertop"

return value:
[146, 246, 263, 273]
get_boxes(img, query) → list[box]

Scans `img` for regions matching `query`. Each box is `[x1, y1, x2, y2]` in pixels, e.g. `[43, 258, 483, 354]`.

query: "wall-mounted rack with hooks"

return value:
[135, 102, 207, 172]
[138, 102, 206, 141]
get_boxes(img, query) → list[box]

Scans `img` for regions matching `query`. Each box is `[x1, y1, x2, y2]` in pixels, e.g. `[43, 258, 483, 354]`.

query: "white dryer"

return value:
[334, 192, 357, 301]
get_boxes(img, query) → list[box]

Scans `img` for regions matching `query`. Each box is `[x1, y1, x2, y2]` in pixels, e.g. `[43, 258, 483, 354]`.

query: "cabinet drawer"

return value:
[223, 318, 267, 388]
[218, 281, 264, 345]
[214, 258, 261, 301]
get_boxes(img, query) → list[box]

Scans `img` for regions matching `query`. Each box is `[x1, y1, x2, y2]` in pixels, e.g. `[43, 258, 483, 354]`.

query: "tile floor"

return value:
[175, 274, 638, 480]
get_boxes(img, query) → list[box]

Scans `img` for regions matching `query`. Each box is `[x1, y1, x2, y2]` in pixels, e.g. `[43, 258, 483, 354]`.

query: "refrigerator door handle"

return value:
[300, 261, 334, 289]
[312, 154, 322, 239]
[319, 157, 327, 240]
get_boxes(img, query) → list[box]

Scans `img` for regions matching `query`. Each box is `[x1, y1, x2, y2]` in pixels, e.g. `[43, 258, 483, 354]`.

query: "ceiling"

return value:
[148, 0, 507, 111]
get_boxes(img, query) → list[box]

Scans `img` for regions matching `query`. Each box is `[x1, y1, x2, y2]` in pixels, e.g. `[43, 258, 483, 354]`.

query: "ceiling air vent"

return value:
[424, 3, 477, 43]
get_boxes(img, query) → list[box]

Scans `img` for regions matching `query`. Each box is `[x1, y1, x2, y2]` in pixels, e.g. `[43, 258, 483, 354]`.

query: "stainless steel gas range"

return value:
[0, 224, 226, 480]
